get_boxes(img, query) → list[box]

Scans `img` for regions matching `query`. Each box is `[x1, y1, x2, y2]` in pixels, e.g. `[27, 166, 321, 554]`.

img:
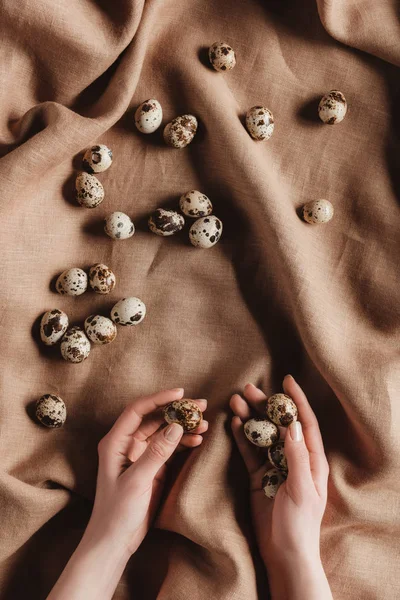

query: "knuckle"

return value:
[148, 441, 167, 461]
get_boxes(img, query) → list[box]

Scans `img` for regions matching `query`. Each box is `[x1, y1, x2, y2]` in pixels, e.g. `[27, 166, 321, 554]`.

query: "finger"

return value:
[178, 434, 204, 449]
[283, 375, 329, 495]
[243, 383, 267, 414]
[230, 393, 252, 421]
[284, 421, 314, 501]
[99, 388, 184, 476]
[231, 416, 264, 476]
[129, 423, 184, 483]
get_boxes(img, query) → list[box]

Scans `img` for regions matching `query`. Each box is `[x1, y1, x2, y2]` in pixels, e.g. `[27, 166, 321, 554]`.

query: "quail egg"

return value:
[135, 99, 163, 134]
[82, 144, 113, 173]
[179, 190, 213, 218]
[189, 215, 223, 248]
[40, 309, 69, 345]
[111, 297, 146, 326]
[75, 172, 104, 208]
[163, 115, 198, 148]
[89, 263, 116, 295]
[244, 417, 279, 448]
[318, 90, 347, 124]
[60, 327, 91, 363]
[104, 211, 135, 240]
[245, 106, 274, 141]
[36, 394, 67, 428]
[302, 199, 334, 224]
[266, 393, 298, 427]
[262, 468, 287, 499]
[208, 41, 236, 72]
[268, 441, 288, 472]
[56, 268, 88, 296]
[164, 400, 203, 432]
[84, 315, 117, 345]
[148, 208, 185, 236]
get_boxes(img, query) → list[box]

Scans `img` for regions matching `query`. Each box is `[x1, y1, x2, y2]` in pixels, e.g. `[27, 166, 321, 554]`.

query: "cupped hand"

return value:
[230, 375, 329, 568]
[85, 388, 208, 556]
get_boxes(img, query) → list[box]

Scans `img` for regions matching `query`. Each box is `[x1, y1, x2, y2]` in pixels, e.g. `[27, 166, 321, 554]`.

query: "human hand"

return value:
[230, 375, 332, 600]
[48, 388, 207, 600]
[87, 387, 208, 556]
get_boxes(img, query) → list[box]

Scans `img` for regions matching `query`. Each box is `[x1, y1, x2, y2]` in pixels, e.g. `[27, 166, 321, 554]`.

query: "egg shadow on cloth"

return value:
[296, 95, 321, 125]
[31, 312, 61, 361]
[197, 46, 212, 70]
[82, 217, 107, 239]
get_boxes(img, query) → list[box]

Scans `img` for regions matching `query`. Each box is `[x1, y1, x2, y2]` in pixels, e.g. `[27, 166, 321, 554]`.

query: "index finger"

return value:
[283, 375, 329, 494]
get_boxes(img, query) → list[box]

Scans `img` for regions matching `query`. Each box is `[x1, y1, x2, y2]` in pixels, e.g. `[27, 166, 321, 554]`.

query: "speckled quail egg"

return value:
[75, 172, 104, 208]
[88, 263, 116, 295]
[266, 393, 298, 427]
[164, 400, 203, 432]
[135, 99, 163, 134]
[302, 199, 334, 224]
[318, 90, 347, 124]
[56, 268, 88, 296]
[111, 297, 146, 326]
[268, 441, 288, 472]
[189, 215, 223, 248]
[148, 208, 185, 236]
[163, 115, 198, 148]
[40, 309, 69, 345]
[60, 326, 91, 363]
[82, 144, 113, 173]
[262, 468, 287, 499]
[245, 106, 274, 141]
[179, 190, 213, 218]
[104, 211, 135, 240]
[84, 315, 117, 345]
[36, 394, 66, 428]
[208, 41, 236, 72]
[244, 417, 279, 448]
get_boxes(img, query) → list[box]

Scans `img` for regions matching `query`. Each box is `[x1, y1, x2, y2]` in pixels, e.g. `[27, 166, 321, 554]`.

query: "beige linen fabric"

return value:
[0, 1, 399, 598]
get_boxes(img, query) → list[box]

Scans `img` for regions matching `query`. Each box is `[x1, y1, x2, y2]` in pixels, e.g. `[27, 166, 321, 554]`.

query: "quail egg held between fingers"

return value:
[318, 90, 347, 124]
[244, 417, 279, 448]
[245, 106, 274, 141]
[104, 211, 135, 240]
[89, 263, 116, 294]
[302, 199, 334, 224]
[268, 441, 288, 472]
[266, 393, 298, 427]
[262, 468, 287, 499]
[36, 394, 67, 428]
[148, 209, 185, 236]
[75, 172, 104, 208]
[84, 315, 117, 345]
[56, 268, 88, 296]
[40, 309, 69, 345]
[164, 400, 203, 432]
[60, 327, 91, 363]
[135, 99, 163, 134]
[189, 215, 223, 248]
[111, 297, 146, 326]
[208, 41, 236, 72]
[83, 144, 113, 173]
[179, 190, 213, 218]
[163, 115, 198, 148]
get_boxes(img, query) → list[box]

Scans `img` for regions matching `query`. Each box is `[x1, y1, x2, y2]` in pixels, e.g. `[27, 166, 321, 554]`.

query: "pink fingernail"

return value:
[165, 423, 183, 441]
[290, 421, 302, 442]
[171, 388, 184, 394]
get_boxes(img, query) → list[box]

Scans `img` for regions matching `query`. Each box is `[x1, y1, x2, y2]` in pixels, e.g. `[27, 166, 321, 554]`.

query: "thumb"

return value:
[133, 423, 184, 482]
[284, 421, 313, 498]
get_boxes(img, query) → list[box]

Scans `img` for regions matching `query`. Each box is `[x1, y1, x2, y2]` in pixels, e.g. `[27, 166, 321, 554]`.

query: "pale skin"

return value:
[48, 377, 332, 600]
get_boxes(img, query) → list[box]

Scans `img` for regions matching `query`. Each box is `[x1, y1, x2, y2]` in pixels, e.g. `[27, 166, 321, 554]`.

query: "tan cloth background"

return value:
[0, 0, 399, 598]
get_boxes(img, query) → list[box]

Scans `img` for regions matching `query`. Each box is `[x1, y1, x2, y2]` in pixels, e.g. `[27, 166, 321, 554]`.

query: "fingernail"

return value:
[165, 423, 183, 441]
[171, 387, 184, 394]
[290, 421, 302, 442]
[285, 374, 293, 380]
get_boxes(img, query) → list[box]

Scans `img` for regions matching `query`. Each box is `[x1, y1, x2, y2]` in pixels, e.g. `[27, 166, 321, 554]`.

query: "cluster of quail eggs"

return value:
[147, 190, 223, 249]
[134, 98, 198, 149]
[244, 393, 298, 499]
[40, 264, 146, 366]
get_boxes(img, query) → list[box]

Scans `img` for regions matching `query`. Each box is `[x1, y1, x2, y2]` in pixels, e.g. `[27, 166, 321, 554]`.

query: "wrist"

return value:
[79, 522, 132, 565]
[265, 551, 331, 600]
